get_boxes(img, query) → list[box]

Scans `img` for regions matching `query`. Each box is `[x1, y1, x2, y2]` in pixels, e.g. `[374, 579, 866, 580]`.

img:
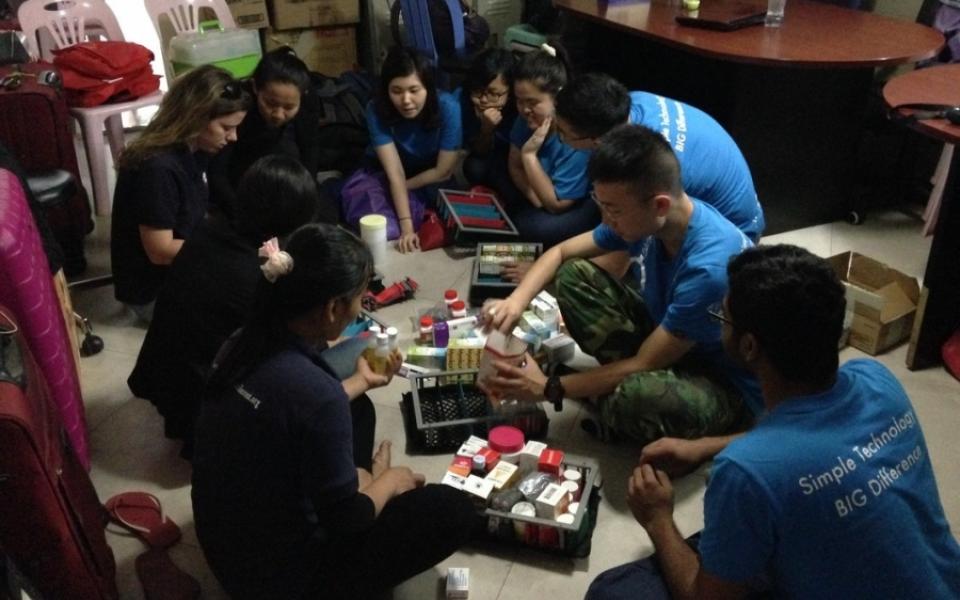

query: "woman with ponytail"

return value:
[502, 43, 597, 252]
[192, 223, 475, 600]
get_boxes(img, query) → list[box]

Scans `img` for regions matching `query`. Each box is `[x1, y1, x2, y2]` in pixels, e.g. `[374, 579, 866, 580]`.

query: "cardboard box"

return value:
[226, 0, 270, 29]
[263, 25, 357, 75]
[269, 0, 359, 30]
[828, 252, 920, 355]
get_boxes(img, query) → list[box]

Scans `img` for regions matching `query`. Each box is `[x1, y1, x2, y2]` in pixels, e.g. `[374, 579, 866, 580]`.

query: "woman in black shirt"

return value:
[110, 65, 250, 320]
[192, 224, 475, 599]
[208, 47, 337, 223]
[128, 155, 317, 458]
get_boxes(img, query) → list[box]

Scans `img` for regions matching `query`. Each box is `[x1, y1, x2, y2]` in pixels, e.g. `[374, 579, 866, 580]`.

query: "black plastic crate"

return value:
[400, 369, 548, 454]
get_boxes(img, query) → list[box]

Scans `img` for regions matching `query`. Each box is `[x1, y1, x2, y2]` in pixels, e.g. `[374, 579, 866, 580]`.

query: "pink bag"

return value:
[340, 169, 427, 240]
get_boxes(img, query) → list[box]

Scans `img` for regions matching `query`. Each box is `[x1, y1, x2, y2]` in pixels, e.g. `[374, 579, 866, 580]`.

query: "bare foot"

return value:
[371, 440, 392, 478]
[501, 260, 533, 283]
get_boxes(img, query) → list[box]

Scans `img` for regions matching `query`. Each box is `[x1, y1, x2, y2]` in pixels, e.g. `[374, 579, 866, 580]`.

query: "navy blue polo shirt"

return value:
[110, 146, 209, 305]
[192, 336, 375, 599]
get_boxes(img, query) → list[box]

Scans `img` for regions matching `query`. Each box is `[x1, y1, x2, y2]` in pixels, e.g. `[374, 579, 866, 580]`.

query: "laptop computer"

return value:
[675, 1, 767, 31]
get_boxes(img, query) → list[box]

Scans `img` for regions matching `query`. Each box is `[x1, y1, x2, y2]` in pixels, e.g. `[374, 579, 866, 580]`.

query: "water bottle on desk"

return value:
[765, 0, 785, 27]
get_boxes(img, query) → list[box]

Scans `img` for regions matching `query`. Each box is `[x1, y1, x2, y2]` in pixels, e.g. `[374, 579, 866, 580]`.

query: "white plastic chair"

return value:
[18, 0, 164, 216]
[143, 0, 236, 85]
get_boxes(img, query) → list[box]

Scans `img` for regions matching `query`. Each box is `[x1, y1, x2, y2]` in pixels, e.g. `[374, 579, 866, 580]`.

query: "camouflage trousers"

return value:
[556, 258, 751, 445]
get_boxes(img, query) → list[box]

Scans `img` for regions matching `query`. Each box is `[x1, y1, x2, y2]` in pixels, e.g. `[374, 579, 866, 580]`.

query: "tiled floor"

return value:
[71, 209, 959, 599]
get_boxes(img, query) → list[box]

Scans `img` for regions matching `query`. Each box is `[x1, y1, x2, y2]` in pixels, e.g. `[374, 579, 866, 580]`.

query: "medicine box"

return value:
[468, 242, 543, 306]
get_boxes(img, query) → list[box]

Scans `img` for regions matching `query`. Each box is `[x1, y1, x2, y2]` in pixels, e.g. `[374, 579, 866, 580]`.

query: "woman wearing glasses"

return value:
[111, 65, 250, 321]
[457, 48, 516, 186]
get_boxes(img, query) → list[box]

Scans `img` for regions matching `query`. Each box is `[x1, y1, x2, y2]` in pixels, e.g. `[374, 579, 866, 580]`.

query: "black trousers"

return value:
[309, 484, 478, 599]
[350, 394, 376, 473]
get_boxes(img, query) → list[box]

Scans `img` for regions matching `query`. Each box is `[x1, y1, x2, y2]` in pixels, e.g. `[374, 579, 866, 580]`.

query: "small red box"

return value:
[449, 455, 472, 477]
[476, 447, 501, 472]
[538, 449, 564, 476]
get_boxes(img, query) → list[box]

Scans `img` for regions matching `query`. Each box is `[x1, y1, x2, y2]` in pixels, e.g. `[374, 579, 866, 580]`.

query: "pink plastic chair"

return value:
[143, 0, 237, 84]
[0, 168, 90, 469]
[17, 0, 164, 216]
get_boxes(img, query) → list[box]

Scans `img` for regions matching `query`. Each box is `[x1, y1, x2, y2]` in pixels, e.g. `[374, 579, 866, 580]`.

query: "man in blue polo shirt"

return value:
[555, 73, 764, 242]
[484, 124, 759, 457]
[586, 245, 960, 600]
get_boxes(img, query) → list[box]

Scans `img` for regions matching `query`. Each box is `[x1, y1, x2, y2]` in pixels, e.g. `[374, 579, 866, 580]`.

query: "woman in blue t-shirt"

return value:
[502, 45, 596, 249]
[193, 223, 475, 599]
[342, 46, 462, 253]
[457, 48, 516, 185]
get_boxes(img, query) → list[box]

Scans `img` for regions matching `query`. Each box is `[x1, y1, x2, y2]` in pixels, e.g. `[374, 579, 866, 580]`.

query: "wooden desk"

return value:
[883, 64, 960, 369]
[555, 0, 942, 67]
[556, 0, 944, 232]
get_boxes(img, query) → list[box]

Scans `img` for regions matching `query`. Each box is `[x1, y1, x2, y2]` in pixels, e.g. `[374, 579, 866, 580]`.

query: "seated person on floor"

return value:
[340, 46, 462, 253]
[485, 124, 760, 464]
[192, 223, 477, 600]
[586, 245, 960, 600]
[495, 43, 596, 250]
[111, 65, 250, 322]
[555, 72, 764, 243]
[208, 46, 336, 223]
[457, 47, 517, 186]
[128, 155, 318, 460]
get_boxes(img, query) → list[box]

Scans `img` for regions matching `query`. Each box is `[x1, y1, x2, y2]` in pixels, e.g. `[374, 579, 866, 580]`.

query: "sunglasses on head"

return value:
[220, 80, 242, 100]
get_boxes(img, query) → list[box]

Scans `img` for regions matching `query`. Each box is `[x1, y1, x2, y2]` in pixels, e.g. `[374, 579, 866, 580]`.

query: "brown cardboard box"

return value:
[226, 0, 270, 29]
[263, 25, 357, 75]
[828, 252, 920, 355]
[268, 0, 360, 30]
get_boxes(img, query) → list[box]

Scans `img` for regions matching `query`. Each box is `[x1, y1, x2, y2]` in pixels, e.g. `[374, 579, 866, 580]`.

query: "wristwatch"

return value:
[544, 375, 564, 412]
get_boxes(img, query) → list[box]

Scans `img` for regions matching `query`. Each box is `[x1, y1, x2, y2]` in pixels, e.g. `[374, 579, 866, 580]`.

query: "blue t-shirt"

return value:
[629, 91, 765, 241]
[365, 90, 462, 174]
[592, 200, 761, 412]
[700, 359, 960, 599]
[509, 116, 591, 200]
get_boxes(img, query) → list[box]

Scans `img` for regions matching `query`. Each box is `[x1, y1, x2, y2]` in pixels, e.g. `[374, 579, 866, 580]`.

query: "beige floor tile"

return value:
[70, 209, 959, 600]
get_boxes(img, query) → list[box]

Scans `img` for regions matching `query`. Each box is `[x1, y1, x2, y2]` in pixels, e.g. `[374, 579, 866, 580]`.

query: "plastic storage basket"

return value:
[480, 454, 602, 558]
[400, 369, 548, 454]
[169, 25, 262, 79]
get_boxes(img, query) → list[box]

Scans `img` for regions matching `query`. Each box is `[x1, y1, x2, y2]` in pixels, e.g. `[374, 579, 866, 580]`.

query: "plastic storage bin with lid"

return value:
[169, 22, 262, 79]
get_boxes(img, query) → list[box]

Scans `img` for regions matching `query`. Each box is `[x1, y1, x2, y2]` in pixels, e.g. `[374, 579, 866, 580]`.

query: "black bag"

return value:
[310, 70, 373, 173]
[0, 32, 29, 66]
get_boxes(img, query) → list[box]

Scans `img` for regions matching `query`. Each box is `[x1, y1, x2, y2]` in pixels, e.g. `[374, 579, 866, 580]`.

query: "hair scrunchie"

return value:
[540, 43, 557, 57]
[258, 237, 294, 282]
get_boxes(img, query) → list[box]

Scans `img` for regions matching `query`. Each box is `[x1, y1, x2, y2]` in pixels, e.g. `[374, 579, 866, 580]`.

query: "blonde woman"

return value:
[110, 65, 250, 321]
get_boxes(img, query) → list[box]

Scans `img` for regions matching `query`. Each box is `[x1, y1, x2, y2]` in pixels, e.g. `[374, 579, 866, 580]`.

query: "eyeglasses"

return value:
[707, 302, 734, 327]
[473, 88, 509, 102]
[591, 190, 659, 217]
[221, 80, 243, 100]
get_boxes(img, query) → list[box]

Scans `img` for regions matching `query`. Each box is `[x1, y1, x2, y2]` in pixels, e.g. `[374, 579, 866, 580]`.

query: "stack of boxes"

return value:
[264, 0, 359, 75]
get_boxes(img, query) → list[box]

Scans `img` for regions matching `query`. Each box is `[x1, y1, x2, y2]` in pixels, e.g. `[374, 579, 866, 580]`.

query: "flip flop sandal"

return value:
[135, 548, 200, 600]
[104, 491, 181, 549]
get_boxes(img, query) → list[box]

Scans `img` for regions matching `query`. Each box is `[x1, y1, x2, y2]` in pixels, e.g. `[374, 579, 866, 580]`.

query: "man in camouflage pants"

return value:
[485, 125, 761, 472]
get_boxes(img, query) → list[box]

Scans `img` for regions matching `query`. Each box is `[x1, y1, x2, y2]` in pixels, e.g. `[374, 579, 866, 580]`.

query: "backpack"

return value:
[309, 70, 374, 173]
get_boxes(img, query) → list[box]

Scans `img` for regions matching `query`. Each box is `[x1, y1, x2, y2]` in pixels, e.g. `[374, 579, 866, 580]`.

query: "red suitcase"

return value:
[0, 62, 93, 275]
[0, 305, 118, 600]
